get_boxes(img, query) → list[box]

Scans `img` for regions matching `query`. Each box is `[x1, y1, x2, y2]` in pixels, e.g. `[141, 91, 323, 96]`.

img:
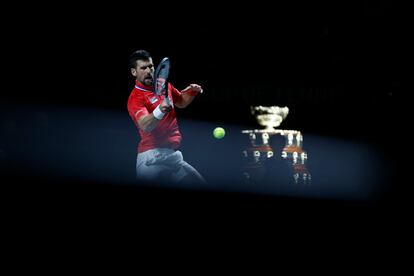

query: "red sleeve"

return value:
[170, 83, 183, 106]
[127, 91, 148, 127]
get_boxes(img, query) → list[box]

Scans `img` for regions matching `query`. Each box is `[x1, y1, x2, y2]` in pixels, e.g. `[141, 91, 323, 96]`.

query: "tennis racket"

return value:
[154, 57, 171, 105]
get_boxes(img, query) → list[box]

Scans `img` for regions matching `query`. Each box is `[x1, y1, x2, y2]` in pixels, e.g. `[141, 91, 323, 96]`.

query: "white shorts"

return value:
[136, 148, 205, 184]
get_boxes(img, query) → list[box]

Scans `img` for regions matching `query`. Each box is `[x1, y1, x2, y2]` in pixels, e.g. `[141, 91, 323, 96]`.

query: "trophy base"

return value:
[241, 128, 311, 186]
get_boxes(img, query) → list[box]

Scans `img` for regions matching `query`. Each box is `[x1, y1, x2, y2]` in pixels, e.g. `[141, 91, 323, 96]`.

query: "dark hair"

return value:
[129, 50, 151, 69]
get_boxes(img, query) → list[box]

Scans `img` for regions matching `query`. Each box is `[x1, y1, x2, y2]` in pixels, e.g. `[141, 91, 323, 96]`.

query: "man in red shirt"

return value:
[127, 50, 205, 185]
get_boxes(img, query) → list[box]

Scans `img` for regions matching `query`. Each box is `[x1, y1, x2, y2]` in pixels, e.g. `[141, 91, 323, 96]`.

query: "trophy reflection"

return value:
[241, 106, 311, 185]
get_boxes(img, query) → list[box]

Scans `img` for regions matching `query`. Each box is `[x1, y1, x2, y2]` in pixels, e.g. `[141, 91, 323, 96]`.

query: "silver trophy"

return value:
[241, 106, 311, 185]
[251, 106, 289, 131]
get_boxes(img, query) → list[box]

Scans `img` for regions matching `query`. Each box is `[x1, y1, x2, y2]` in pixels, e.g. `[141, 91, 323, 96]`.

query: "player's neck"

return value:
[135, 80, 153, 90]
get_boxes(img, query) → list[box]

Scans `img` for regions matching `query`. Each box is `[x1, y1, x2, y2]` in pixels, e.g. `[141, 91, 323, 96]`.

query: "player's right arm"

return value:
[137, 98, 172, 132]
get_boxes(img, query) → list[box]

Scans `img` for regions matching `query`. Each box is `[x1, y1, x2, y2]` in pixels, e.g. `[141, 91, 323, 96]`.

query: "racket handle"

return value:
[165, 96, 171, 106]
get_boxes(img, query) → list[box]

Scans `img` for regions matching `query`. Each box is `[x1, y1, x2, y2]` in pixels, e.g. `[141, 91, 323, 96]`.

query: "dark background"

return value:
[1, 1, 399, 228]
[4, 1, 398, 136]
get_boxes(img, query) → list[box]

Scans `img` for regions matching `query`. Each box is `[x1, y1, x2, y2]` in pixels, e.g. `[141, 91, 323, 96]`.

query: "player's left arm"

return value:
[172, 84, 203, 108]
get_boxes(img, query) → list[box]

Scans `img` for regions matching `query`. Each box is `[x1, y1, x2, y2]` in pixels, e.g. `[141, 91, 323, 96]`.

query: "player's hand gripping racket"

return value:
[154, 57, 171, 105]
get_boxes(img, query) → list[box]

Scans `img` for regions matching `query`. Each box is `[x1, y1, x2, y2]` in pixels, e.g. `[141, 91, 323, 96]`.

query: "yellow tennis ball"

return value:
[213, 127, 225, 139]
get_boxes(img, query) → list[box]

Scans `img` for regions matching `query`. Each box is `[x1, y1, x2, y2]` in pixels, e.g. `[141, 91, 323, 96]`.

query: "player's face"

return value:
[132, 58, 154, 86]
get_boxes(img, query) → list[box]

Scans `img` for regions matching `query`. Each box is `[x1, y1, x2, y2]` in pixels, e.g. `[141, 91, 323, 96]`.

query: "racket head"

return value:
[154, 57, 170, 97]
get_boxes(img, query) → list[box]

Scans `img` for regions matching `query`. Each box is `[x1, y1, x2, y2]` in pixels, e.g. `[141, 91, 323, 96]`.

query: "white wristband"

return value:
[153, 104, 165, 120]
